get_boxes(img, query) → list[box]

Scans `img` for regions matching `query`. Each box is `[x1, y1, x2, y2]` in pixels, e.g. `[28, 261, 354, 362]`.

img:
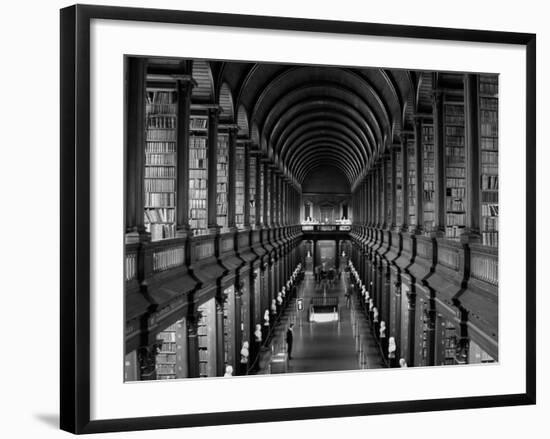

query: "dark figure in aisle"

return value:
[344, 286, 351, 308]
[286, 323, 294, 360]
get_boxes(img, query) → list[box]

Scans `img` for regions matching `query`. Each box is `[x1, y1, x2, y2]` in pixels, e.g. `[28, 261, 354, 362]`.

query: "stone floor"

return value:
[264, 272, 386, 375]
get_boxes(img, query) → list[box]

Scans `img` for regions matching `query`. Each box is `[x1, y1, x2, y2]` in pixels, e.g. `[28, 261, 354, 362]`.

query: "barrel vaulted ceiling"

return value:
[148, 58, 418, 192]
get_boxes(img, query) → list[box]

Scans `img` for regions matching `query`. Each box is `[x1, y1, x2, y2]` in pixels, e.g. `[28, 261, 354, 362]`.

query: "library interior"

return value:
[124, 57, 498, 381]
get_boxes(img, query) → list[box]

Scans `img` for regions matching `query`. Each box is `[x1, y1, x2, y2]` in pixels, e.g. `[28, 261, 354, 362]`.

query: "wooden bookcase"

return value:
[249, 155, 257, 227]
[443, 96, 466, 240]
[259, 164, 265, 225]
[407, 137, 417, 227]
[155, 322, 177, 379]
[395, 148, 403, 226]
[436, 314, 458, 366]
[386, 156, 392, 225]
[422, 122, 435, 232]
[144, 88, 177, 241]
[216, 132, 229, 230]
[235, 146, 245, 228]
[197, 299, 216, 378]
[479, 74, 499, 247]
[189, 113, 208, 234]
[222, 286, 236, 369]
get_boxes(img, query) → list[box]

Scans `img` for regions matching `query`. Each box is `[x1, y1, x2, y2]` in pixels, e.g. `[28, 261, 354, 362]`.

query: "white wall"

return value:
[0, 0, 546, 438]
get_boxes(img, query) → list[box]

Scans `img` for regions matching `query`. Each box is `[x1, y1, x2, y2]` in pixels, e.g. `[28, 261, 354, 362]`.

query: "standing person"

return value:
[286, 323, 294, 360]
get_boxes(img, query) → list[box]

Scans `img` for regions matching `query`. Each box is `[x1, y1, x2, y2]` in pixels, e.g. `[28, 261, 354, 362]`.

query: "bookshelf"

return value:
[444, 97, 466, 240]
[479, 74, 499, 247]
[222, 286, 235, 369]
[155, 322, 177, 379]
[395, 148, 403, 226]
[266, 168, 271, 225]
[235, 146, 245, 228]
[216, 133, 229, 229]
[422, 122, 435, 232]
[189, 114, 208, 235]
[249, 155, 257, 227]
[386, 156, 392, 225]
[259, 164, 265, 225]
[144, 89, 177, 241]
[198, 299, 216, 378]
[436, 315, 458, 366]
[407, 137, 417, 227]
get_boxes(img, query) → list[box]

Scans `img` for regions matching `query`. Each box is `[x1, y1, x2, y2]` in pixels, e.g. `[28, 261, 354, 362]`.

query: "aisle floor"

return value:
[266, 273, 385, 374]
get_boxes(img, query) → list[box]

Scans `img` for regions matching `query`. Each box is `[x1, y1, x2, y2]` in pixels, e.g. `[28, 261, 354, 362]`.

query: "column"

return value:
[263, 161, 270, 227]
[227, 126, 238, 230]
[255, 152, 261, 228]
[243, 141, 251, 228]
[415, 118, 424, 233]
[125, 57, 147, 240]
[207, 107, 220, 231]
[464, 74, 481, 237]
[432, 90, 445, 234]
[401, 135, 409, 230]
[175, 75, 195, 237]
[186, 312, 200, 378]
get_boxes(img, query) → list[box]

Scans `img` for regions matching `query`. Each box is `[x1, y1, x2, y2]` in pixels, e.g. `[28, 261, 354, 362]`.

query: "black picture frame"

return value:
[60, 4, 536, 434]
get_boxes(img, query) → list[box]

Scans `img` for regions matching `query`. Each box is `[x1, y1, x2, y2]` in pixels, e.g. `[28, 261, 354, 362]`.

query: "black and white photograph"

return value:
[124, 58, 499, 381]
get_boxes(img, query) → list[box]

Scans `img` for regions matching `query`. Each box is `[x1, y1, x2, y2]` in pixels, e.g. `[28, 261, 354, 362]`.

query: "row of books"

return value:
[190, 159, 207, 169]
[482, 191, 499, 203]
[190, 219, 207, 230]
[481, 231, 499, 247]
[446, 167, 466, 178]
[446, 148, 465, 162]
[479, 82, 498, 96]
[482, 204, 499, 217]
[481, 164, 498, 174]
[481, 109, 498, 123]
[447, 187, 466, 198]
[444, 115, 464, 125]
[145, 166, 175, 178]
[145, 179, 175, 192]
[446, 177, 466, 188]
[446, 136, 465, 148]
[146, 103, 177, 116]
[146, 141, 176, 153]
[189, 197, 207, 209]
[156, 353, 175, 364]
[153, 248, 185, 271]
[481, 175, 498, 190]
[144, 208, 175, 224]
[481, 137, 498, 150]
[147, 223, 176, 240]
[481, 123, 498, 137]
[446, 126, 464, 136]
[157, 331, 176, 343]
[189, 208, 207, 219]
[446, 199, 465, 212]
[156, 365, 176, 376]
[216, 192, 227, 202]
[146, 154, 176, 166]
[147, 115, 176, 129]
[146, 130, 177, 142]
[446, 213, 465, 226]
[145, 192, 175, 207]
[481, 151, 498, 164]
[190, 136, 207, 149]
[189, 178, 207, 189]
[424, 211, 435, 221]
[147, 91, 176, 105]
[480, 97, 498, 110]
[482, 216, 499, 231]
[190, 117, 208, 130]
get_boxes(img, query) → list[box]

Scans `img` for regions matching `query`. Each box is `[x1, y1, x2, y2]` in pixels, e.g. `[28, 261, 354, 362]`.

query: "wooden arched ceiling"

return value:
[209, 60, 412, 189]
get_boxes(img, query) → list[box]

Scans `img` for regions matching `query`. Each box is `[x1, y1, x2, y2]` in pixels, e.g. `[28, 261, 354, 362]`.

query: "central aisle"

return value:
[267, 272, 385, 374]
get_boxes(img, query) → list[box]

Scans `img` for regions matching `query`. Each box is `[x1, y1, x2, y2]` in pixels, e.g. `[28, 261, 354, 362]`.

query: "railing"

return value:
[470, 251, 498, 286]
[153, 245, 185, 273]
[125, 249, 137, 281]
[438, 245, 459, 270]
[301, 224, 353, 232]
